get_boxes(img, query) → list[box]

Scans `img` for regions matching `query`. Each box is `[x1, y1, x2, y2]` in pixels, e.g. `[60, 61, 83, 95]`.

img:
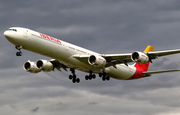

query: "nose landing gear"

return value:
[16, 52, 22, 56]
[15, 46, 22, 56]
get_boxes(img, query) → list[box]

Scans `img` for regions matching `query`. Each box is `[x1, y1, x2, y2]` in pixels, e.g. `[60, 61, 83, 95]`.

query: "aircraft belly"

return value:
[61, 56, 101, 73]
[108, 64, 136, 80]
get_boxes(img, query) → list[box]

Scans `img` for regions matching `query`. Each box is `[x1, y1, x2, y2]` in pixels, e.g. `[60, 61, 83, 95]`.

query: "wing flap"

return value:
[73, 55, 90, 64]
[50, 59, 68, 71]
[73, 54, 132, 66]
[102, 53, 132, 66]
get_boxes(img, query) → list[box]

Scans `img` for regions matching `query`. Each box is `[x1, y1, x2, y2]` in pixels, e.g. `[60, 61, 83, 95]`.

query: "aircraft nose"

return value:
[4, 31, 8, 37]
[4, 28, 22, 45]
[4, 30, 17, 43]
[4, 30, 11, 38]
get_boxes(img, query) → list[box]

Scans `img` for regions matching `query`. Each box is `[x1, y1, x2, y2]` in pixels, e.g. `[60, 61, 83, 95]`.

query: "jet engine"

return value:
[23, 61, 41, 73]
[88, 55, 106, 67]
[131, 51, 149, 64]
[36, 60, 54, 72]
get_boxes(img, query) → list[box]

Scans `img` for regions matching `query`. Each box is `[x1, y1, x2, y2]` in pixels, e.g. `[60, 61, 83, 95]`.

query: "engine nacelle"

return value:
[88, 55, 106, 67]
[36, 60, 54, 72]
[23, 61, 41, 73]
[131, 51, 149, 64]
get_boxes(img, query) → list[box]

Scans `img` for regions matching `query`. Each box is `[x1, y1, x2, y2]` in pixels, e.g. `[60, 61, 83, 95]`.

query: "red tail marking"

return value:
[128, 62, 150, 80]
[128, 45, 153, 80]
[134, 62, 150, 72]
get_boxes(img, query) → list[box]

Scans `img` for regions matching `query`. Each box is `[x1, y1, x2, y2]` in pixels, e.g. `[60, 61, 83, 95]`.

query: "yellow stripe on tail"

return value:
[144, 45, 153, 52]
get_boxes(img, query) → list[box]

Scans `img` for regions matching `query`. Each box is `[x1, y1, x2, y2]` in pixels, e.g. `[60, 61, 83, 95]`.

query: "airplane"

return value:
[4, 27, 180, 83]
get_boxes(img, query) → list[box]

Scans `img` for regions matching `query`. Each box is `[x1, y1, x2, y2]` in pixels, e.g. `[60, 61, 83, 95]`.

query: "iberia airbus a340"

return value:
[4, 27, 180, 83]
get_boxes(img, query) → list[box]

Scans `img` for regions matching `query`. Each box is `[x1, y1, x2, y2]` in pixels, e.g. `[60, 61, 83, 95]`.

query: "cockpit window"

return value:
[8, 29, 17, 32]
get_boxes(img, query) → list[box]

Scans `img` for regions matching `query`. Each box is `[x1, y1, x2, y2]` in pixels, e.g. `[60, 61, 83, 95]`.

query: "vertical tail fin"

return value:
[134, 45, 153, 72]
[144, 45, 153, 53]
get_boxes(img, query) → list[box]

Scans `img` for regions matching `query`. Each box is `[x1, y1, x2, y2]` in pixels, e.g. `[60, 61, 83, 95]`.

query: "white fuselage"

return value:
[4, 27, 137, 80]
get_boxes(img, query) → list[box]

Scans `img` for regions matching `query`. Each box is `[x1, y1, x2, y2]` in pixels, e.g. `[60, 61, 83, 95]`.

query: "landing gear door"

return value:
[23, 29, 28, 38]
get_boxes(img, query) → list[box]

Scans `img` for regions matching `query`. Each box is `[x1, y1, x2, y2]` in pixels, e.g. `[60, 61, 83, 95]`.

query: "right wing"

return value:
[103, 46, 180, 66]
[147, 49, 180, 60]
[73, 46, 180, 67]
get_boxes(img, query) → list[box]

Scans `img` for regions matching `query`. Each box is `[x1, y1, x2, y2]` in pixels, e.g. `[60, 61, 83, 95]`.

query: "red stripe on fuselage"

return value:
[39, 33, 61, 44]
[127, 62, 150, 80]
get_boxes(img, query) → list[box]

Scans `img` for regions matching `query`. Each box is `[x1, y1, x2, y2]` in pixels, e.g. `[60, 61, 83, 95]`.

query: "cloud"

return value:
[88, 101, 98, 105]
[1, 0, 180, 115]
[31, 107, 39, 112]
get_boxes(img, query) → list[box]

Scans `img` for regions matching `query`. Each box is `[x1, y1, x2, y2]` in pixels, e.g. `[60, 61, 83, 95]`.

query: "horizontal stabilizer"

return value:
[143, 70, 180, 76]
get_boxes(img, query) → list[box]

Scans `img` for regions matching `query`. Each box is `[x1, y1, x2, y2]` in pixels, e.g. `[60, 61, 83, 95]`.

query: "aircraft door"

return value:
[23, 29, 28, 38]
[63, 43, 69, 51]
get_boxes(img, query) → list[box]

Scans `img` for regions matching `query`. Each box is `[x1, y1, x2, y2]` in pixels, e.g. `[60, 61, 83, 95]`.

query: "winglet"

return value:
[144, 45, 153, 52]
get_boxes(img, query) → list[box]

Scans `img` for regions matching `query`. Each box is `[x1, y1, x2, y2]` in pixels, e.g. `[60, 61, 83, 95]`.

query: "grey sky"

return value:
[1, 0, 180, 115]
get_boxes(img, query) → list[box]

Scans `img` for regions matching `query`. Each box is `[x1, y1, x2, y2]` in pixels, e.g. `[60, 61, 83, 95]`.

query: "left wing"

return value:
[50, 59, 68, 71]
[73, 54, 132, 66]
[102, 53, 132, 66]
